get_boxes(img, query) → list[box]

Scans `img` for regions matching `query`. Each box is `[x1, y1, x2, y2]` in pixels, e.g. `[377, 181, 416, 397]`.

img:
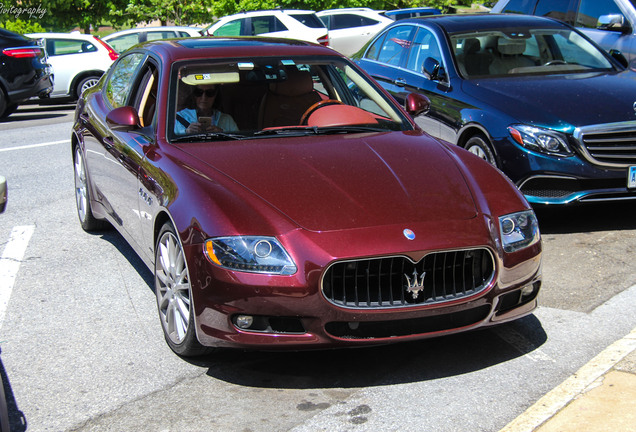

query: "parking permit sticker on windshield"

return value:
[629, 166, 636, 188]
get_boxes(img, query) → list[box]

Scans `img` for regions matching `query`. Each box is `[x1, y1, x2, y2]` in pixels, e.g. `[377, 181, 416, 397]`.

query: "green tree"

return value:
[112, 0, 215, 27]
[0, 0, 130, 32]
[0, 19, 46, 34]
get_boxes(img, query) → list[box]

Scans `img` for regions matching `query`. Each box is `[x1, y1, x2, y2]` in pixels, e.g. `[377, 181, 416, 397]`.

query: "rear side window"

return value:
[535, 0, 574, 22]
[375, 25, 416, 67]
[332, 14, 380, 30]
[47, 38, 96, 56]
[251, 16, 288, 34]
[498, 0, 537, 14]
[289, 13, 326, 29]
[214, 19, 243, 36]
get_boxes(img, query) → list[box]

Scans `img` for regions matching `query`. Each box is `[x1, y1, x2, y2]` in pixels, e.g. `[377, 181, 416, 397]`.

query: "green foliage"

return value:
[0, 19, 46, 34]
[1, 0, 485, 33]
[112, 0, 216, 27]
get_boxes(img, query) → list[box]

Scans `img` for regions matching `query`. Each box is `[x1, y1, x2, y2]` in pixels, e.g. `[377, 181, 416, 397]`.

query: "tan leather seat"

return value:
[259, 69, 322, 128]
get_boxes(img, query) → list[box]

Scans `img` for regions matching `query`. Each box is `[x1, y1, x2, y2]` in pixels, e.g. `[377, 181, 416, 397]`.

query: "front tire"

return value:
[155, 223, 208, 357]
[73, 146, 108, 231]
[464, 134, 498, 167]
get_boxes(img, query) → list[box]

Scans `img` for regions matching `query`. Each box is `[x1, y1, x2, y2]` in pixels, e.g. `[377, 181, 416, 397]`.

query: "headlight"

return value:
[498, 210, 540, 253]
[508, 125, 572, 156]
[204, 236, 297, 275]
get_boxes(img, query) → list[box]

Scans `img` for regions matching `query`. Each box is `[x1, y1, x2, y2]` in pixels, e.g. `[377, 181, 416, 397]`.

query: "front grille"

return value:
[322, 249, 495, 309]
[576, 122, 636, 167]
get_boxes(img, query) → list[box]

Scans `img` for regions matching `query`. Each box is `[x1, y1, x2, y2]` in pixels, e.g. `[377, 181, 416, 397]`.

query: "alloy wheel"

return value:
[74, 148, 88, 223]
[155, 230, 191, 345]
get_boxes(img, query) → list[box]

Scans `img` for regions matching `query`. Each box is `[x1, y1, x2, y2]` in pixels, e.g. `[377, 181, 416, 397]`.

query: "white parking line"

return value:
[0, 139, 69, 153]
[0, 225, 35, 330]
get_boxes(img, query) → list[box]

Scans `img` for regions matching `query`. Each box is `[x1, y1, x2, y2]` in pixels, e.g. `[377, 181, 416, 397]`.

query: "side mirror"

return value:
[422, 57, 446, 82]
[609, 49, 628, 68]
[405, 93, 431, 117]
[598, 14, 631, 33]
[106, 106, 140, 131]
[0, 176, 7, 213]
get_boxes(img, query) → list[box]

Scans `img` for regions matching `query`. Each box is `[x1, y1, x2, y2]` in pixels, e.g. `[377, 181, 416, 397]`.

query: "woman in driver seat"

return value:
[175, 83, 238, 134]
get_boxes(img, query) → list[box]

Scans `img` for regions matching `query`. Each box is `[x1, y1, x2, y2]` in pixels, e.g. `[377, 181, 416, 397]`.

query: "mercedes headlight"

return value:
[499, 210, 540, 253]
[508, 125, 572, 156]
[204, 236, 297, 275]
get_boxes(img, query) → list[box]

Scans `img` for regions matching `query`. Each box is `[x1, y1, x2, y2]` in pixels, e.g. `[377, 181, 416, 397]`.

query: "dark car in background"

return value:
[0, 28, 53, 118]
[72, 37, 541, 356]
[355, 14, 636, 205]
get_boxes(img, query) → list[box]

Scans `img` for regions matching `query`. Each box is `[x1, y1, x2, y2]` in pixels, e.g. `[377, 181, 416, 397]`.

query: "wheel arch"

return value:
[456, 124, 501, 166]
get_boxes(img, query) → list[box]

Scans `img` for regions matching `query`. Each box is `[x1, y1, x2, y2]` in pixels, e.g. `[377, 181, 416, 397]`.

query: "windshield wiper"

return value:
[172, 132, 244, 143]
[253, 125, 387, 137]
[253, 127, 320, 136]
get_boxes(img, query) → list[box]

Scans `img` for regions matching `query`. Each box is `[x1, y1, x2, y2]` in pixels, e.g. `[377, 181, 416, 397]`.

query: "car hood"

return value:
[178, 132, 478, 232]
[466, 70, 636, 128]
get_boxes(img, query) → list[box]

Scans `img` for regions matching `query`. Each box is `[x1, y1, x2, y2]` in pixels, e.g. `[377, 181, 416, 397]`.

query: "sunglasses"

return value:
[193, 87, 217, 97]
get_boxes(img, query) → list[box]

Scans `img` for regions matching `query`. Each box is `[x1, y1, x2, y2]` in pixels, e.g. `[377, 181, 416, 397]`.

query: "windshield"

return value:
[450, 28, 615, 78]
[169, 56, 410, 141]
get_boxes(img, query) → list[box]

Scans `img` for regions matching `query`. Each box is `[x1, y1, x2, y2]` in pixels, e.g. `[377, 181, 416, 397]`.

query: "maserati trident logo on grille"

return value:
[404, 269, 426, 299]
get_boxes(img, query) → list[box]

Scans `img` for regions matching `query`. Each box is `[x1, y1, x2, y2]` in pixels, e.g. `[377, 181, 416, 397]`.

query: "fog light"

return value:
[235, 315, 254, 329]
[521, 285, 534, 297]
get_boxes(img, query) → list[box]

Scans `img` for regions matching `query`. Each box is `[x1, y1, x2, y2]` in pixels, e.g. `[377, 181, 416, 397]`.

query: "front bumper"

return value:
[185, 221, 542, 349]
[496, 138, 636, 205]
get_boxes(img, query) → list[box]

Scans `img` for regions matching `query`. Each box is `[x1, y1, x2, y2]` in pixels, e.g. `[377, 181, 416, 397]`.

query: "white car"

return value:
[26, 32, 118, 99]
[203, 9, 329, 46]
[103, 26, 203, 53]
[317, 8, 393, 56]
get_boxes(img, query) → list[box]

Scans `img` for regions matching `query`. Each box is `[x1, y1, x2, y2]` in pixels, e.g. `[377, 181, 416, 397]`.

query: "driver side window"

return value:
[406, 28, 441, 74]
[105, 53, 145, 108]
[577, 0, 624, 28]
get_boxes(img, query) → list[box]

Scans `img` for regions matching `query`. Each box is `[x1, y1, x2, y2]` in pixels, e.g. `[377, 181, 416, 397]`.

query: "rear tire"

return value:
[75, 75, 100, 99]
[464, 134, 498, 167]
[155, 222, 210, 357]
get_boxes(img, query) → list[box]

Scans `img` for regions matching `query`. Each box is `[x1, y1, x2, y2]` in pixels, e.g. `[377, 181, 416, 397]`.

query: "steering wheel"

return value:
[300, 99, 343, 125]
[543, 60, 567, 66]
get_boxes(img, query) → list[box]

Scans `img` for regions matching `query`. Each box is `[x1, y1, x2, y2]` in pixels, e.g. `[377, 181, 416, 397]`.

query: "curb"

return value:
[499, 326, 636, 432]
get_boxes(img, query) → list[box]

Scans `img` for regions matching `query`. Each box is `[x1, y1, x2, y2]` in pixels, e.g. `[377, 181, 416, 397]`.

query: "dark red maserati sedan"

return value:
[72, 37, 542, 356]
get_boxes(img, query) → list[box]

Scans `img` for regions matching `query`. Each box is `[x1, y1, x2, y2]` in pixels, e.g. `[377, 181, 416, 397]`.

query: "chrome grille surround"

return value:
[573, 121, 636, 167]
[321, 248, 495, 310]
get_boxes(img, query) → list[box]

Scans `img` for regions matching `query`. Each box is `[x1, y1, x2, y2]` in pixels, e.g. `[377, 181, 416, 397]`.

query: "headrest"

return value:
[498, 38, 526, 56]
[270, 69, 314, 97]
[464, 38, 481, 55]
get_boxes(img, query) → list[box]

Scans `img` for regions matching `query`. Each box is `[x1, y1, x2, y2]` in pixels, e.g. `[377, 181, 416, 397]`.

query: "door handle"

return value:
[395, 78, 407, 87]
